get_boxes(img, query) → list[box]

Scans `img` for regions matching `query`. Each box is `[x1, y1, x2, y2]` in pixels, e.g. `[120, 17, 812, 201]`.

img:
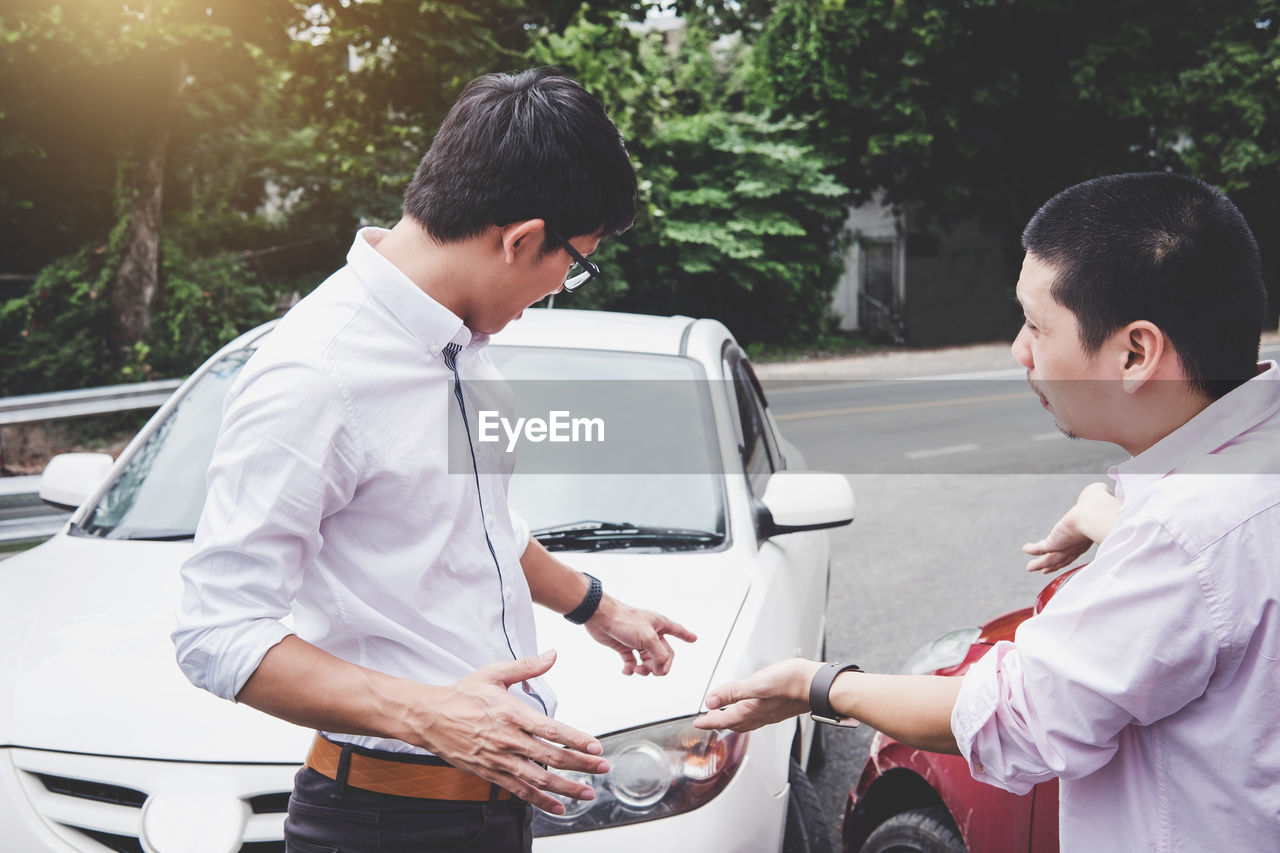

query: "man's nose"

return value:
[1011, 326, 1033, 368]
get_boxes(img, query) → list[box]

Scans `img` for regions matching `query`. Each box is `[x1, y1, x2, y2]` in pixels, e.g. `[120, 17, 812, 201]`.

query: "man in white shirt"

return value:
[694, 172, 1279, 852]
[174, 69, 695, 852]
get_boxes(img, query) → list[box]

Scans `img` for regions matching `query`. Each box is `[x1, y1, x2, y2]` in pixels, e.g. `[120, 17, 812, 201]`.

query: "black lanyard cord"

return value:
[443, 343, 548, 715]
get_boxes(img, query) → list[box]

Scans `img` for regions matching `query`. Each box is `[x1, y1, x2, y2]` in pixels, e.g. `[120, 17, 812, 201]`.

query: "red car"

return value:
[841, 569, 1082, 853]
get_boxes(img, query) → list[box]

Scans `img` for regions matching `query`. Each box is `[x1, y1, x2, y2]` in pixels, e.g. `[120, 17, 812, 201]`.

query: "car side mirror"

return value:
[755, 471, 855, 540]
[39, 452, 114, 511]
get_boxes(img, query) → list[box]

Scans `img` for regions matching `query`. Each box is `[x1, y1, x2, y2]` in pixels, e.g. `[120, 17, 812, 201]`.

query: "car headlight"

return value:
[902, 627, 981, 675]
[532, 716, 748, 836]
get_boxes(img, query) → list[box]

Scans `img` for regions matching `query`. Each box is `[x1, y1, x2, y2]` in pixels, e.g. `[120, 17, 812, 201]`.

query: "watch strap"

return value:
[564, 573, 603, 624]
[809, 662, 863, 725]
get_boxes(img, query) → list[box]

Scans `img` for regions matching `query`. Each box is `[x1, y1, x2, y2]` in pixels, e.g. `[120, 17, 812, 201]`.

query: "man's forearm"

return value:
[235, 635, 422, 742]
[695, 659, 959, 751]
[1074, 482, 1122, 543]
[829, 672, 963, 754]
[521, 537, 591, 615]
[235, 637, 611, 813]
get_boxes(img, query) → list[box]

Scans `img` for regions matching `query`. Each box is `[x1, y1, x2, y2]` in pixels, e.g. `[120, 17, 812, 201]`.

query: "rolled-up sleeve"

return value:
[951, 513, 1219, 793]
[952, 641, 1064, 794]
[172, 361, 361, 701]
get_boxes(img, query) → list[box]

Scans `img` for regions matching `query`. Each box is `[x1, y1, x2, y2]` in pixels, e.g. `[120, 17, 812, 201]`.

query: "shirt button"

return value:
[429, 343, 441, 357]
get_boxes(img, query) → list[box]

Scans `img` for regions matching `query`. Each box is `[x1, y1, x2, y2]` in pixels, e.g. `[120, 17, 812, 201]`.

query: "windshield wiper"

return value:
[531, 521, 723, 552]
[112, 529, 196, 541]
[532, 520, 638, 535]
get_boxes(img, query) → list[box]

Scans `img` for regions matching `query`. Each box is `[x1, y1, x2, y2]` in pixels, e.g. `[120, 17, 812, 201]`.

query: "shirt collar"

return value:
[345, 227, 487, 357]
[1111, 360, 1280, 502]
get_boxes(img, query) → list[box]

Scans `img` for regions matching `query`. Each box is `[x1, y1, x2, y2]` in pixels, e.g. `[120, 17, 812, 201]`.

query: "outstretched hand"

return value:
[693, 658, 823, 733]
[585, 597, 697, 676]
[1022, 513, 1093, 573]
[407, 650, 608, 815]
[1023, 482, 1121, 573]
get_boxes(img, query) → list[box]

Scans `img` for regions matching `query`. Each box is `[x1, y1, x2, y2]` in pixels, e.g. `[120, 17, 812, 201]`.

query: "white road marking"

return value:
[764, 367, 1025, 396]
[765, 380, 875, 397]
[905, 443, 981, 460]
[774, 392, 1028, 422]
[1031, 431, 1066, 442]
[911, 367, 1026, 381]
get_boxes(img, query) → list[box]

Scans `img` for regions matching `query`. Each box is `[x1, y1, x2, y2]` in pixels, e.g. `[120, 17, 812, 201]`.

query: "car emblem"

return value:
[140, 790, 247, 853]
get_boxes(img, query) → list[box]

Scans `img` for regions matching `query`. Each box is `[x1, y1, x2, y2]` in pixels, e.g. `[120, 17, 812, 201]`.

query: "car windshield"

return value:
[76, 343, 726, 549]
[489, 346, 726, 548]
[77, 350, 252, 540]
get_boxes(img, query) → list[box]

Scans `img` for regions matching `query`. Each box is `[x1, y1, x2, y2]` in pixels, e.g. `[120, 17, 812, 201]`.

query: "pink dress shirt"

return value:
[953, 362, 1280, 852]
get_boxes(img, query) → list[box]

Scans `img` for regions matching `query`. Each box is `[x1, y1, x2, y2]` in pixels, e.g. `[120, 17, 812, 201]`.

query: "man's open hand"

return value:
[585, 597, 697, 676]
[405, 650, 607, 814]
[693, 658, 823, 733]
[1023, 482, 1121, 573]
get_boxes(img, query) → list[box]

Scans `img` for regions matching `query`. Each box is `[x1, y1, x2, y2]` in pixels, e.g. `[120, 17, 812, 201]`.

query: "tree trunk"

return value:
[108, 56, 187, 351]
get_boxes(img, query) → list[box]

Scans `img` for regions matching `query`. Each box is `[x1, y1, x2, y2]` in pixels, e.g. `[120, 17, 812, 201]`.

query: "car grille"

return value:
[8, 747, 297, 852]
[34, 773, 149, 808]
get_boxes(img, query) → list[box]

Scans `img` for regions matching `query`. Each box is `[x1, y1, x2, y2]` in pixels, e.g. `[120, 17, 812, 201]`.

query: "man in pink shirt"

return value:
[696, 172, 1279, 851]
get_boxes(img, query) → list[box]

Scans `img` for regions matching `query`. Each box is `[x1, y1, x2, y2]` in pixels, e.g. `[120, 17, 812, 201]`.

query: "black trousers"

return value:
[284, 767, 533, 853]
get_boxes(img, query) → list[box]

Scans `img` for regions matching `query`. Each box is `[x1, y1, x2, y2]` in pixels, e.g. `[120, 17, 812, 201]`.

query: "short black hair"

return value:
[1023, 172, 1267, 398]
[404, 68, 637, 252]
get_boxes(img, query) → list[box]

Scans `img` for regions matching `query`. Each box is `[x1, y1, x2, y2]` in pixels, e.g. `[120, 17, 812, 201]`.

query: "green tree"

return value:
[1, 0, 646, 393]
[0, 1, 301, 354]
[739, 0, 1280, 320]
[277, 0, 646, 234]
[531, 10, 850, 342]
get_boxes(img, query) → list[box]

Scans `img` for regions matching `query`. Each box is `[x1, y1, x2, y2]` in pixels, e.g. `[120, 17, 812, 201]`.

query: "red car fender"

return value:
[847, 731, 1035, 853]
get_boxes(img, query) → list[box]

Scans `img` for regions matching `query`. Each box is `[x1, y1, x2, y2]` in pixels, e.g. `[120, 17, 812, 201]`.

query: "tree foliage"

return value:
[530, 10, 850, 341]
[0, 1, 300, 272]
[0, 0, 648, 390]
[740, 0, 1280, 318]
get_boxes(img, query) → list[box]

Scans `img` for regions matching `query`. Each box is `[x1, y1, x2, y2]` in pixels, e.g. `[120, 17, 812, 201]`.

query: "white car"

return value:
[1, 309, 854, 853]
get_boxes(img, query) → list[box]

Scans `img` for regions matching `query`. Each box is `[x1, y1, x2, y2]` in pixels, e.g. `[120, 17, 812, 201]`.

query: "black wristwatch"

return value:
[564, 573, 603, 624]
[809, 662, 863, 726]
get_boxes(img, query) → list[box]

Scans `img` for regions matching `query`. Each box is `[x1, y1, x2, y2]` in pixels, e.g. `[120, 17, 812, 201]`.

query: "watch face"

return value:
[810, 713, 862, 728]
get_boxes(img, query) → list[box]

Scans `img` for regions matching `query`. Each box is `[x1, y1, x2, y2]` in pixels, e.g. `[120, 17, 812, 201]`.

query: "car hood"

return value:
[0, 535, 746, 762]
[533, 549, 747, 737]
[0, 535, 312, 763]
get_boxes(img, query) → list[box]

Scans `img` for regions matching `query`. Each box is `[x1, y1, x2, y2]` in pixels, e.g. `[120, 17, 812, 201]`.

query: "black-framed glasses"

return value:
[550, 230, 601, 292]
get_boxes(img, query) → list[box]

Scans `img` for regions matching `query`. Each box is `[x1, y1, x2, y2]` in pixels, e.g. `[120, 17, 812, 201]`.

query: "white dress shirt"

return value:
[173, 228, 552, 754]
[953, 362, 1280, 851]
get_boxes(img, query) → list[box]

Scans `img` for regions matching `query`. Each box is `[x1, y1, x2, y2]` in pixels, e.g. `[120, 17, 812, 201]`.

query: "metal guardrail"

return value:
[0, 475, 69, 551]
[0, 378, 183, 426]
[0, 379, 183, 550]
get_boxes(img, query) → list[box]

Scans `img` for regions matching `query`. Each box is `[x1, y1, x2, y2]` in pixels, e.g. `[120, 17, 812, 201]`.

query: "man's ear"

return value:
[500, 219, 546, 265]
[1118, 321, 1167, 394]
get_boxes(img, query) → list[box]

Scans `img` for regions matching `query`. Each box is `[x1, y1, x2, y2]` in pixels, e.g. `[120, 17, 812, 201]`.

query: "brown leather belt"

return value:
[305, 735, 512, 802]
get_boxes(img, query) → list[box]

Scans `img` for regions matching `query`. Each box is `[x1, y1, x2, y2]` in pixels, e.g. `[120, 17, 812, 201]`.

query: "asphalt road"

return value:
[753, 339, 1280, 848]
